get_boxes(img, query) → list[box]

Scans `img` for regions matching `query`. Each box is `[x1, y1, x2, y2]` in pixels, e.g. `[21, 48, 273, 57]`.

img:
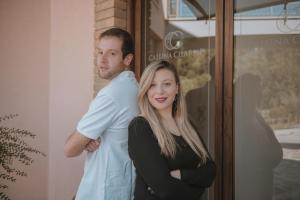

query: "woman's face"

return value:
[147, 69, 178, 115]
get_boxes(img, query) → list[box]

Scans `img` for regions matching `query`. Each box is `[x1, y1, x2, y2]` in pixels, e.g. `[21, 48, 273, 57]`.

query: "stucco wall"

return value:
[49, 0, 94, 199]
[0, 1, 50, 199]
[0, 0, 94, 199]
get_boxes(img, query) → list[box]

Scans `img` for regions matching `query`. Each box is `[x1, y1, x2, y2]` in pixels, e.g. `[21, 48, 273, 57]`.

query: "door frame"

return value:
[132, 0, 235, 199]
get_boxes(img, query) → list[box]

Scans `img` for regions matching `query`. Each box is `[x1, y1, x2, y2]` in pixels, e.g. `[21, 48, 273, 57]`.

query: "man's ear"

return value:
[124, 54, 134, 66]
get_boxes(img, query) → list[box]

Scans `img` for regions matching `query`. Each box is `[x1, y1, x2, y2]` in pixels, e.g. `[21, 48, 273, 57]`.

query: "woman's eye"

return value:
[111, 52, 116, 56]
[164, 82, 171, 86]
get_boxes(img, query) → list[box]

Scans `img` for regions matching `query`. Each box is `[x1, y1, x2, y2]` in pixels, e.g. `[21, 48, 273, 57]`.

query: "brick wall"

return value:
[94, 0, 131, 95]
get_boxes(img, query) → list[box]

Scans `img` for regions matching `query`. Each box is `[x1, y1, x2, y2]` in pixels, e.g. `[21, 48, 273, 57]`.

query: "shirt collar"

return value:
[113, 70, 135, 81]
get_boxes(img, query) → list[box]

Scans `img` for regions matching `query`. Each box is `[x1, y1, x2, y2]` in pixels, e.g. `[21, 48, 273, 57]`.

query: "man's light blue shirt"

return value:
[75, 71, 138, 200]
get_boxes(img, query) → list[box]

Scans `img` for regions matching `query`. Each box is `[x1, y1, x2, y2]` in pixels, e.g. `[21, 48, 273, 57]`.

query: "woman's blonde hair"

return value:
[139, 60, 208, 161]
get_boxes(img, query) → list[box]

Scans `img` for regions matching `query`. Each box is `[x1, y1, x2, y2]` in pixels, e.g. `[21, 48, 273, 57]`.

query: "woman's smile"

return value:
[155, 97, 168, 103]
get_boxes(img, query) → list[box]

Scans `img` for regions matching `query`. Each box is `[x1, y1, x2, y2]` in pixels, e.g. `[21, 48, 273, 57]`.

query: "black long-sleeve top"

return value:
[128, 116, 216, 200]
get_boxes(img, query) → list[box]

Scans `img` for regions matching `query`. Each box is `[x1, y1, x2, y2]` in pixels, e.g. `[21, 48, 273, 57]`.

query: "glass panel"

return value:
[234, 1, 300, 200]
[168, 0, 178, 17]
[142, 0, 215, 199]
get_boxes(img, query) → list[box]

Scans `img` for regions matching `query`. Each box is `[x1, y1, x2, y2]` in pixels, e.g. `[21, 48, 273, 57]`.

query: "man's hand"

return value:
[85, 138, 101, 152]
[64, 131, 92, 157]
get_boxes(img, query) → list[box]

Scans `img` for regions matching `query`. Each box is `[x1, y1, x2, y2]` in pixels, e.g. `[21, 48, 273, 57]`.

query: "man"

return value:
[64, 28, 138, 200]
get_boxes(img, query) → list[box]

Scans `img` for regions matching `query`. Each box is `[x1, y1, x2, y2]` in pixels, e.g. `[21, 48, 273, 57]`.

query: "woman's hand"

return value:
[170, 169, 181, 179]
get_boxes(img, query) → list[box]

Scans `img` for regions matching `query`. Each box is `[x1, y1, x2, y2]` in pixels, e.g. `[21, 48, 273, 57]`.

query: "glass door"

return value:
[234, 1, 300, 199]
[140, 0, 216, 199]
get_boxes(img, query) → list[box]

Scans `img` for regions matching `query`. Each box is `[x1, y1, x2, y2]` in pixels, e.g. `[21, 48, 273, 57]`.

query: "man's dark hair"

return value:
[99, 28, 134, 59]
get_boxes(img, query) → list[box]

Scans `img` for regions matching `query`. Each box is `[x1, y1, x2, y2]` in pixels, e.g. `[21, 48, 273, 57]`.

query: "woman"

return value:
[128, 60, 216, 200]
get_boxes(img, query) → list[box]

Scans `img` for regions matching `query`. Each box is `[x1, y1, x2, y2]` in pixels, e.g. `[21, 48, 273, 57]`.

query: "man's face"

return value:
[96, 36, 132, 80]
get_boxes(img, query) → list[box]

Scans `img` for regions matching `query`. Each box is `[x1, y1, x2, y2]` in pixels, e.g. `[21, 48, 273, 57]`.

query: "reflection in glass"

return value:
[234, 0, 300, 199]
[168, 0, 177, 17]
[235, 74, 283, 200]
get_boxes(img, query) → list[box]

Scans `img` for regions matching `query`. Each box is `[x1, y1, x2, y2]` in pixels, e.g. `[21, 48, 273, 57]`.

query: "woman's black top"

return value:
[128, 116, 216, 200]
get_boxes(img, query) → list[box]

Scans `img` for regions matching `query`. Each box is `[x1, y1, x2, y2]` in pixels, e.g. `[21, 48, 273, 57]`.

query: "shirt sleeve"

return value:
[76, 93, 118, 139]
[128, 117, 204, 200]
[180, 159, 216, 188]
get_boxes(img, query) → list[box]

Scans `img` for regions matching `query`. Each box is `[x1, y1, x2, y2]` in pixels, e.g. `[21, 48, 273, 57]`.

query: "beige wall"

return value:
[0, 1, 50, 199]
[49, 0, 94, 199]
[0, 0, 94, 199]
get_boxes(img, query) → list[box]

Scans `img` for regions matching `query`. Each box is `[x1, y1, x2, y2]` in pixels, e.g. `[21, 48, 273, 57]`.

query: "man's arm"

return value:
[64, 130, 92, 157]
[64, 94, 115, 157]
